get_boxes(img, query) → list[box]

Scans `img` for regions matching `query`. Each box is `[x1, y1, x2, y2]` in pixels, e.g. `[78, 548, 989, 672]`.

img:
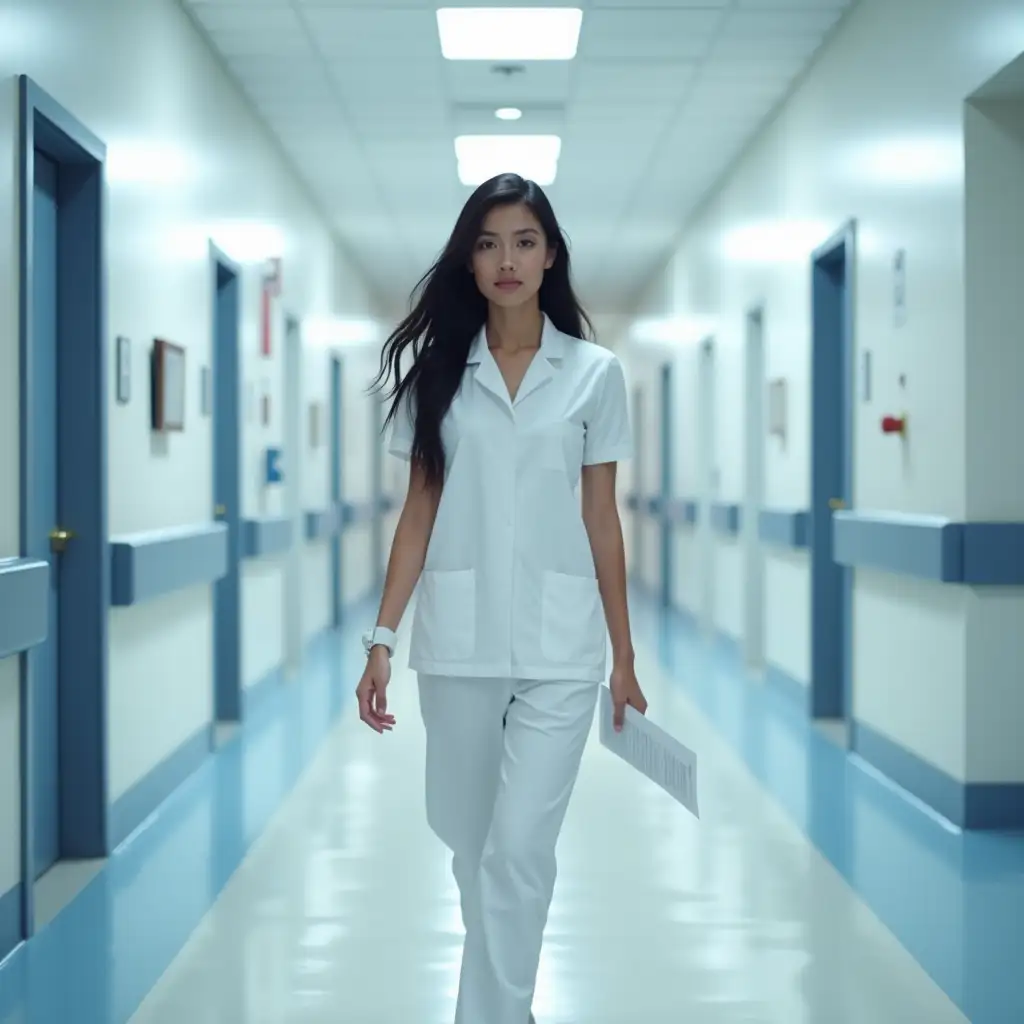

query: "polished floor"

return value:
[1, 591, 1022, 1023]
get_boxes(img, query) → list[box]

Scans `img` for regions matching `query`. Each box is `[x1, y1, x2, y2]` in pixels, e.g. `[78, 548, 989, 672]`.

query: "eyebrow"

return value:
[479, 227, 541, 237]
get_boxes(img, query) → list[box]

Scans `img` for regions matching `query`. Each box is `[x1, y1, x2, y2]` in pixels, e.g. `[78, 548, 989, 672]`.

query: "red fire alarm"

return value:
[881, 414, 906, 436]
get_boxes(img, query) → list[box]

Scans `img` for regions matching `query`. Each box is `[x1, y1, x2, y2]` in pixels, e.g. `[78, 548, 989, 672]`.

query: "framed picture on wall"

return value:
[152, 338, 186, 431]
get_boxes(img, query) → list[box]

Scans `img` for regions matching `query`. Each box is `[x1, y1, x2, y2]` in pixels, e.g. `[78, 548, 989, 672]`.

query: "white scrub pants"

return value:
[418, 673, 598, 1024]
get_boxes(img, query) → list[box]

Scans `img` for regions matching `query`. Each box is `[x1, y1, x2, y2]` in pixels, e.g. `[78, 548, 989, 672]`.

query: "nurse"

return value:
[356, 172, 648, 1024]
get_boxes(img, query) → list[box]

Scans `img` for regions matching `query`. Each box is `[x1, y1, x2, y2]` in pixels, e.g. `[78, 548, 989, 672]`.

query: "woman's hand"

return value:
[609, 657, 648, 733]
[356, 647, 396, 733]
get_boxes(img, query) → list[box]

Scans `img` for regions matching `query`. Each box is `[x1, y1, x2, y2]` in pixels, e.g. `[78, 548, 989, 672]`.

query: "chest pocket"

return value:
[539, 420, 585, 481]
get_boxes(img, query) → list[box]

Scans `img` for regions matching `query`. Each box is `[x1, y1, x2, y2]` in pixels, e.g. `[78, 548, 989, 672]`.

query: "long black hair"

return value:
[371, 172, 593, 487]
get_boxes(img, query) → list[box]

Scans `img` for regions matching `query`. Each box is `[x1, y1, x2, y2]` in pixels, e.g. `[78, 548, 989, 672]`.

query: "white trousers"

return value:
[418, 674, 599, 1024]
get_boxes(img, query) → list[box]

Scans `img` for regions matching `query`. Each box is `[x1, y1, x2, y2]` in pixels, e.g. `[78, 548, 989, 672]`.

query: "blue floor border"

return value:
[0, 593, 376, 1023]
[632, 587, 1024, 1024]
[0, 884, 21, 968]
[108, 724, 214, 851]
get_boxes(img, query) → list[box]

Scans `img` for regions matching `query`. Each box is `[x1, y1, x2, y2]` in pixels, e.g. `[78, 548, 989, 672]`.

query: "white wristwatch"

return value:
[362, 625, 397, 658]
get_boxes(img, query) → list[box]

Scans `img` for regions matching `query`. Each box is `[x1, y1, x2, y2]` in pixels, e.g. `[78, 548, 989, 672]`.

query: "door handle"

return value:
[828, 498, 846, 511]
[215, 504, 227, 518]
[49, 527, 74, 553]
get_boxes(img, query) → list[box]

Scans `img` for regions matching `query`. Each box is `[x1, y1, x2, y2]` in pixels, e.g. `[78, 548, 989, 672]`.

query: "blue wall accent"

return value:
[710, 502, 741, 536]
[18, 76, 110, 943]
[834, 511, 1024, 585]
[663, 498, 698, 525]
[962, 522, 1024, 584]
[851, 720, 1024, 830]
[242, 665, 285, 720]
[110, 524, 228, 606]
[759, 508, 809, 549]
[0, 559, 49, 659]
[304, 508, 341, 543]
[242, 516, 292, 558]
[0, 883, 21, 964]
[108, 725, 213, 851]
[765, 662, 808, 708]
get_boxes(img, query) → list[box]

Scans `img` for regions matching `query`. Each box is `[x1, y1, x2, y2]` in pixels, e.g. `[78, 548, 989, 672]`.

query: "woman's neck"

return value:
[486, 303, 544, 354]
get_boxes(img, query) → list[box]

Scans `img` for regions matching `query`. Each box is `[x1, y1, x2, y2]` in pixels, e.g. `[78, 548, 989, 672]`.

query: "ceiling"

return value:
[180, 0, 857, 317]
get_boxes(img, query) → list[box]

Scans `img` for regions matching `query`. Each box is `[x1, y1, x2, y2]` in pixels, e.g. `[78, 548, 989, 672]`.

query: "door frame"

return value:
[283, 314, 303, 670]
[743, 305, 766, 670]
[330, 354, 344, 627]
[18, 76, 109, 938]
[658, 361, 674, 608]
[809, 219, 857, 720]
[698, 337, 717, 633]
[210, 243, 243, 721]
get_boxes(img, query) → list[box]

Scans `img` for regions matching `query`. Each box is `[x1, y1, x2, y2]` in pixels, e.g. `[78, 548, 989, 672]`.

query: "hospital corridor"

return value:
[2, 0, 1024, 1022]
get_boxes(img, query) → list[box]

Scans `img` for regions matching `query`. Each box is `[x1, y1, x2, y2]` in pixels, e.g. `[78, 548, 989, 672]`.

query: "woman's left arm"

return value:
[582, 461, 648, 729]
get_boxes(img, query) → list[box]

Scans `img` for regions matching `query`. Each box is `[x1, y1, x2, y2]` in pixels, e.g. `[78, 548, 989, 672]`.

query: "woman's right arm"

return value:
[356, 460, 439, 733]
[374, 460, 441, 635]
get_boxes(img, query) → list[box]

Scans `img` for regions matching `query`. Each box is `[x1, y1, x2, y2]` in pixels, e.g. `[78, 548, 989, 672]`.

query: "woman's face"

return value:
[470, 202, 556, 310]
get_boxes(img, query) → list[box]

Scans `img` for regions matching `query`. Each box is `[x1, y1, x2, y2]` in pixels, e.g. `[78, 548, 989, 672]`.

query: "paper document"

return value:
[598, 686, 700, 820]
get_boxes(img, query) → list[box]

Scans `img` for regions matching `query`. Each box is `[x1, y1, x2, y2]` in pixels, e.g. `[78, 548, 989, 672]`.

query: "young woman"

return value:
[356, 172, 648, 1024]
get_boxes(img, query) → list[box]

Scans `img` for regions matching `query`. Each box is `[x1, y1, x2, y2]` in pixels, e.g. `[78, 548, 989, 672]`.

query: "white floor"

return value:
[129, 646, 967, 1024]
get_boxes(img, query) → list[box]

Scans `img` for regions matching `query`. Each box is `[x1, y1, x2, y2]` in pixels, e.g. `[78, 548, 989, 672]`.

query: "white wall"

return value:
[623, 0, 1024, 786]
[0, 0, 382, 902]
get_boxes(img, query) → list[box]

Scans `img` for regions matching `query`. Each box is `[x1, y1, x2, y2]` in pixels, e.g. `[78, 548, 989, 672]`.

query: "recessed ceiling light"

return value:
[454, 135, 562, 187]
[436, 8, 583, 61]
[495, 107, 523, 121]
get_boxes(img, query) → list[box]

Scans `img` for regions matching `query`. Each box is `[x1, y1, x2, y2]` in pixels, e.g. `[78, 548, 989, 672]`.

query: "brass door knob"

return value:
[828, 498, 846, 511]
[49, 528, 74, 553]
[215, 504, 227, 517]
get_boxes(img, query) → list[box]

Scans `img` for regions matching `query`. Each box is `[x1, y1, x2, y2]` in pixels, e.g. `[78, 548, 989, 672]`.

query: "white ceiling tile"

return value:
[301, 8, 441, 59]
[578, 9, 727, 60]
[571, 60, 697, 101]
[588, 0, 729, 6]
[442, 62, 574, 105]
[711, 33, 828, 61]
[721, 7, 845, 36]
[191, 5, 301, 34]
[735, 0, 849, 7]
[327, 59, 446, 100]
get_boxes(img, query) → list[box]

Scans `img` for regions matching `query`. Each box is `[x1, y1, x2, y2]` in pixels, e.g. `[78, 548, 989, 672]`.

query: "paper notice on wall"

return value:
[598, 686, 700, 820]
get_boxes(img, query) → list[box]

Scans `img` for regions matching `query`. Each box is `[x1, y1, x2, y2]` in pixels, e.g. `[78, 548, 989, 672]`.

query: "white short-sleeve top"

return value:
[389, 314, 633, 683]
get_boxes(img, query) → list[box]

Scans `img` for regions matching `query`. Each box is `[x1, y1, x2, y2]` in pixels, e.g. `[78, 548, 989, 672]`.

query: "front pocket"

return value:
[540, 421, 585, 478]
[540, 571, 605, 666]
[416, 569, 476, 662]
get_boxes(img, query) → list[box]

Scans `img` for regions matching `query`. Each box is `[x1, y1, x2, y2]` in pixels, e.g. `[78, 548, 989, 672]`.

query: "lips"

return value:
[495, 280, 522, 290]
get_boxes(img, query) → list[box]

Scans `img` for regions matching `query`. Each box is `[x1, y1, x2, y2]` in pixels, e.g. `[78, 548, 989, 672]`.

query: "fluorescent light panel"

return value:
[454, 135, 562, 187]
[436, 7, 583, 61]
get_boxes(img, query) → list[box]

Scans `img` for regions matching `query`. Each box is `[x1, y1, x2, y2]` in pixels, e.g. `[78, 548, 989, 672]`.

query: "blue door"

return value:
[212, 259, 242, 721]
[658, 362, 673, 607]
[31, 152, 60, 878]
[810, 226, 854, 719]
[330, 356, 343, 627]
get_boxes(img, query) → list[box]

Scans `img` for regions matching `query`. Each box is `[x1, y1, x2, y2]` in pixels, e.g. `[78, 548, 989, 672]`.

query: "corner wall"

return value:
[623, 0, 1024, 794]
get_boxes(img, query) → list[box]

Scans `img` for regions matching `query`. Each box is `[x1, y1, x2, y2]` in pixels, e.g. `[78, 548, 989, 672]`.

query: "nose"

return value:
[500, 253, 515, 270]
